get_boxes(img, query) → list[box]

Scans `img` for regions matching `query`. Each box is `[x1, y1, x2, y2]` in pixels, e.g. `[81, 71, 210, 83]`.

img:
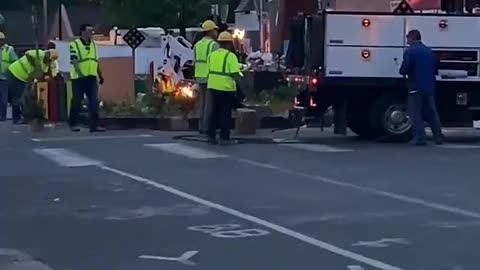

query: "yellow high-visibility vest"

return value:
[70, 39, 98, 79]
[8, 50, 47, 83]
[0, 45, 14, 74]
[161, 77, 174, 94]
[194, 38, 216, 80]
[50, 60, 59, 76]
[207, 49, 239, 92]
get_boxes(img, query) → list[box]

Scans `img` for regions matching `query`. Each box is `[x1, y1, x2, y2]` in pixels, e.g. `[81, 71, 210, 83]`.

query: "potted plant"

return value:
[23, 90, 46, 132]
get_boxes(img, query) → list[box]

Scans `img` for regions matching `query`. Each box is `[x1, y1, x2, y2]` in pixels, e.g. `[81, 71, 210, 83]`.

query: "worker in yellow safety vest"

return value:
[158, 68, 174, 95]
[0, 32, 18, 121]
[206, 31, 242, 145]
[194, 20, 219, 134]
[47, 41, 60, 78]
[7, 49, 55, 124]
[69, 23, 105, 133]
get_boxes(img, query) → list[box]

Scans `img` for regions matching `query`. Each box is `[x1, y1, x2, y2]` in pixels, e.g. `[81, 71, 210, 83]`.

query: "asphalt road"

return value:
[1, 123, 480, 270]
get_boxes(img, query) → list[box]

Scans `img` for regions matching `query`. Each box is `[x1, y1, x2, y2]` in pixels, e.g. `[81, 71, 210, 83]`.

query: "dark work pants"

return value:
[197, 83, 212, 133]
[407, 93, 443, 142]
[207, 89, 235, 140]
[0, 79, 8, 120]
[69, 76, 99, 129]
[7, 72, 27, 123]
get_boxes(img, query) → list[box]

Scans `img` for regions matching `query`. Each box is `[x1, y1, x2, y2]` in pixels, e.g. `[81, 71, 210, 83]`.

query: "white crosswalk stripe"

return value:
[145, 143, 228, 159]
[436, 143, 480, 149]
[34, 148, 102, 167]
[273, 139, 353, 153]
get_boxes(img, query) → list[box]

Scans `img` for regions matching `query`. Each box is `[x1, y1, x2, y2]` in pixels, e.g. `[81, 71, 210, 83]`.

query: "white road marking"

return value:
[273, 139, 353, 152]
[100, 165, 404, 270]
[352, 238, 410, 248]
[210, 228, 270, 238]
[145, 143, 228, 159]
[188, 224, 242, 233]
[31, 134, 153, 142]
[347, 266, 365, 270]
[0, 248, 56, 269]
[139, 251, 199, 266]
[188, 224, 270, 238]
[278, 142, 353, 152]
[0, 249, 32, 260]
[235, 158, 281, 169]
[34, 148, 102, 167]
[436, 143, 480, 149]
[233, 158, 480, 219]
[273, 138, 302, 143]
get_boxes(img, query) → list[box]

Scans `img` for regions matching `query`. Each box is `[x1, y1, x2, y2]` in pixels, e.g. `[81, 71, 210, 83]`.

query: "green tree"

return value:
[101, 0, 229, 28]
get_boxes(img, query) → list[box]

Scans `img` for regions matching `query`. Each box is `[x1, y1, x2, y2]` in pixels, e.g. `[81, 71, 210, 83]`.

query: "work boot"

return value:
[207, 137, 218, 145]
[13, 119, 26, 125]
[219, 139, 238, 146]
[70, 126, 81, 132]
[90, 127, 106, 133]
[434, 134, 444, 145]
[409, 139, 427, 146]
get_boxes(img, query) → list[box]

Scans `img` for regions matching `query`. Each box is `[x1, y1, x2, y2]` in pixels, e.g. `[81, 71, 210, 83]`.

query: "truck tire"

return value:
[347, 102, 375, 139]
[370, 94, 412, 142]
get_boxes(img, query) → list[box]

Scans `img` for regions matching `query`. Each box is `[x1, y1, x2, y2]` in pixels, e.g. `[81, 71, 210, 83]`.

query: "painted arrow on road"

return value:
[0, 248, 32, 260]
[0, 248, 55, 270]
[352, 238, 410, 248]
[139, 251, 199, 266]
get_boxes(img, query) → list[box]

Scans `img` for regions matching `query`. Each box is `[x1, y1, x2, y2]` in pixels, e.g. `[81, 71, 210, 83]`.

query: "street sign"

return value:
[393, 0, 414, 13]
[122, 28, 146, 50]
[122, 28, 145, 93]
[390, 0, 402, 11]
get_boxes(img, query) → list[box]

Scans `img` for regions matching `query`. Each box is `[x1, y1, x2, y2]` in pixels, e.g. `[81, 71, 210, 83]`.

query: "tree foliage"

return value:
[0, 0, 97, 11]
[101, 0, 230, 28]
[1, 0, 230, 28]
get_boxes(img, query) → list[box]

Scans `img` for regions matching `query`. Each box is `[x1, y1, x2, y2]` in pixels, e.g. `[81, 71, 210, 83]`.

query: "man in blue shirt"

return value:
[400, 29, 444, 145]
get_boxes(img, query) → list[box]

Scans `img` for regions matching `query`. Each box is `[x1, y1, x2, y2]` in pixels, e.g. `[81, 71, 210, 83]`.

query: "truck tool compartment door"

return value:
[324, 14, 405, 78]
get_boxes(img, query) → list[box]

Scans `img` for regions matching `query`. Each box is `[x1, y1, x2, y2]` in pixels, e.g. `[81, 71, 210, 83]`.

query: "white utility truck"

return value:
[288, 2, 480, 141]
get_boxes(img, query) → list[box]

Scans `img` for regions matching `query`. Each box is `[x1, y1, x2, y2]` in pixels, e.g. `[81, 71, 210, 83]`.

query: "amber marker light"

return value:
[361, 49, 371, 59]
[362, 18, 371, 28]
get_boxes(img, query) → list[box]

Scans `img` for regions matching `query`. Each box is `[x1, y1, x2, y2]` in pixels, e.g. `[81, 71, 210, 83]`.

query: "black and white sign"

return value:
[122, 28, 146, 50]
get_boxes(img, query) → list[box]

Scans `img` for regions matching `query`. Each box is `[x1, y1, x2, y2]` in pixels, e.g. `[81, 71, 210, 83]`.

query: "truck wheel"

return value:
[370, 95, 412, 142]
[347, 102, 375, 139]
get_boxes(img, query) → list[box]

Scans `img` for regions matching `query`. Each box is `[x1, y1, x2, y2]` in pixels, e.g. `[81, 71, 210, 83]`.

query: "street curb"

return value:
[98, 116, 294, 131]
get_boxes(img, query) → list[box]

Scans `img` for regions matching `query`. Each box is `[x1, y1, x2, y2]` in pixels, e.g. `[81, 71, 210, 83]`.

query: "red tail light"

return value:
[311, 78, 318, 86]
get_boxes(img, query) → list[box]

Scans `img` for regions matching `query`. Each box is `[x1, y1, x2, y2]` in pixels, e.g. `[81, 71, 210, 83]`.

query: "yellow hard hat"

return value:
[217, 31, 234, 42]
[48, 49, 59, 60]
[0, 32, 5, 39]
[201, 20, 218, 32]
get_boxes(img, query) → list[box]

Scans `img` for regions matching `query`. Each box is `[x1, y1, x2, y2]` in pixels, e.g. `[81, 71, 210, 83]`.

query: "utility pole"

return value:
[58, 2, 63, 40]
[32, 5, 41, 82]
[180, 0, 186, 37]
[42, 0, 48, 47]
[259, 0, 264, 52]
[31, 6, 39, 53]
